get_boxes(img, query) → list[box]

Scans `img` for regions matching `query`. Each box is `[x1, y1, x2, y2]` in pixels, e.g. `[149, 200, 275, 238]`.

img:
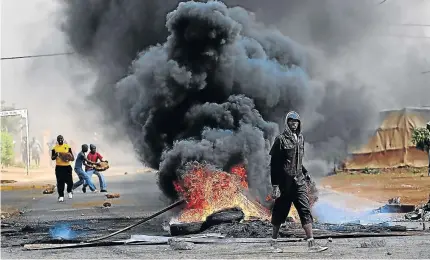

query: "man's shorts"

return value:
[271, 181, 313, 226]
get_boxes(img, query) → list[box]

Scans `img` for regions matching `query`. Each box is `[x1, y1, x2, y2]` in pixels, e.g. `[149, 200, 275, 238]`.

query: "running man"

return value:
[51, 135, 74, 202]
[72, 144, 97, 193]
[84, 144, 108, 193]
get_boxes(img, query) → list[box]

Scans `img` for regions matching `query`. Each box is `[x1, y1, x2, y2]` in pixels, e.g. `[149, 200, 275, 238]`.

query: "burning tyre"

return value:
[169, 208, 245, 236]
[169, 221, 205, 236]
[204, 207, 245, 226]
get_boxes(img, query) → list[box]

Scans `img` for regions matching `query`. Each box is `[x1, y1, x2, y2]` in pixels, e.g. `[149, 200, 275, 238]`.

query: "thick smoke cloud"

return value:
[60, 0, 428, 201]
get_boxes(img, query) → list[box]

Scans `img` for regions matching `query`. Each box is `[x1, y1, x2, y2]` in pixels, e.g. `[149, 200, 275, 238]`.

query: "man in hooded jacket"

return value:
[269, 111, 327, 252]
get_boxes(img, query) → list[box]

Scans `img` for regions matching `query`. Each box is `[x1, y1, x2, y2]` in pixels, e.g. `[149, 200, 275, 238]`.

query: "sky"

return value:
[1, 0, 429, 137]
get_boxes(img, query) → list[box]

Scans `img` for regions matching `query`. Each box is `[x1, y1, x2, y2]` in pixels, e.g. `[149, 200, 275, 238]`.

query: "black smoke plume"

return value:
[61, 1, 376, 201]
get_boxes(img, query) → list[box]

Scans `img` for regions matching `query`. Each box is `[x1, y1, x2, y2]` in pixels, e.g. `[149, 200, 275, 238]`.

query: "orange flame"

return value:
[174, 163, 271, 223]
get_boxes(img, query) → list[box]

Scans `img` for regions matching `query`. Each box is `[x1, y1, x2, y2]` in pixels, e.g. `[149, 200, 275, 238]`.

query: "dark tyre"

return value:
[205, 207, 245, 227]
[169, 221, 204, 236]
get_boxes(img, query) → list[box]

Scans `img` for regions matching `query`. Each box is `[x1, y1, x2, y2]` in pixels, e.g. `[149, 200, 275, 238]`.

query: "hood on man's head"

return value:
[284, 111, 302, 134]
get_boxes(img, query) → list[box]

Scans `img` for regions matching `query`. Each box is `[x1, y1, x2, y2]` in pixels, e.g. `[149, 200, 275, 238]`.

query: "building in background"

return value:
[345, 107, 430, 169]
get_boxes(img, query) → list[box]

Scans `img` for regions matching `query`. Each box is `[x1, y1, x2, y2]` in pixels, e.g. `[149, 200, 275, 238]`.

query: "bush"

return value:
[412, 127, 430, 152]
[1, 131, 15, 166]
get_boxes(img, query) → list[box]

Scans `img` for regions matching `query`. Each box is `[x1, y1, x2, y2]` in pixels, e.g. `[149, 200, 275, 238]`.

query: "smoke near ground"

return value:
[60, 0, 430, 201]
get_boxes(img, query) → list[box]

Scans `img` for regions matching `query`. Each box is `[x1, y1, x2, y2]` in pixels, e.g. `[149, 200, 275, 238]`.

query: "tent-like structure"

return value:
[345, 107, 430, 169]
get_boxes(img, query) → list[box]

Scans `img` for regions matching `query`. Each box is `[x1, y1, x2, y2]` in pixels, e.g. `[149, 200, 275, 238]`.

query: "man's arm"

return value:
[51, 149, 58, 160]
[83, 154, 96, 167]
[97, 153, 107, 163]
[83, 161, 93, 168]
[301, 138, 311, 180]
[302, 165, 311, 181]
[68, 148, 75, 161]
[269, 138, 281, 186]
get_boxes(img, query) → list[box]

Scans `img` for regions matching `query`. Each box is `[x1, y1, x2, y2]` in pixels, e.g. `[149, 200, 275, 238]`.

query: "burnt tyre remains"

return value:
[170, 208, 245, 236]
[169, 221, 205, 236]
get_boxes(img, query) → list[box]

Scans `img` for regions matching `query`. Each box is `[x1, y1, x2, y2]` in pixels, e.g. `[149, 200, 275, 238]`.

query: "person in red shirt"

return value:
[83, 144, 108, 192]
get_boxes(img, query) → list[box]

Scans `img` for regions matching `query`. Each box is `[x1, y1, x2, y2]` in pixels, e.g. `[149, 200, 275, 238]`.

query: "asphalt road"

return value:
[2, 170, 430, 259]
[2, 170, 166, 221]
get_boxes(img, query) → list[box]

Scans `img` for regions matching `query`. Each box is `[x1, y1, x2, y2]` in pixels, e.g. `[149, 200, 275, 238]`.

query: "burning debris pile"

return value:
[173, 162, 270, 223]
[167, 161, 321, 236]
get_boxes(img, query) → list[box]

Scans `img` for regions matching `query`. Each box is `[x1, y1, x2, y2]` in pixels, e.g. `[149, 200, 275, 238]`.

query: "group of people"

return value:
[51, 135, 108, 202]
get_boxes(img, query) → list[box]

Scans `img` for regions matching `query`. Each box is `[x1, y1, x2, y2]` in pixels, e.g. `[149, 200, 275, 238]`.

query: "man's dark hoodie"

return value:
[270, 111, 309, 194]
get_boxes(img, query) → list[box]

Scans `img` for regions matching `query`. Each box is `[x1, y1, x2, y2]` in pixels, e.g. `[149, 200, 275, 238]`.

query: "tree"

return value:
[1, 100, 23, 134]
[1, 131, 15, 167]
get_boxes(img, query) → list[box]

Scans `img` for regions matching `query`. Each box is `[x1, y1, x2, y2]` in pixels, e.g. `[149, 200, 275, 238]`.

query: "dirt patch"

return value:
[0, 183, 55, 192]
[322, 168, 430, 205]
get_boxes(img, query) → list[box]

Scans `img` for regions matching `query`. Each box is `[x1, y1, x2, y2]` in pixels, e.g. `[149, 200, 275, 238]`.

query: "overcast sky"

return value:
[1, 0, 429, 132]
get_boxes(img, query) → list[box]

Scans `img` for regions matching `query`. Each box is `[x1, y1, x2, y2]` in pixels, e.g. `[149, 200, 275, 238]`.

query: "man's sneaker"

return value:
[100, 189, 108, 193]
[58, 197, 64, 202]
[68, 193, 73, 199]
[92, 189, 98, 193]
[307, 238, 328, 252]
[82, 186, 87, 193]
[270, 239, 283, 253]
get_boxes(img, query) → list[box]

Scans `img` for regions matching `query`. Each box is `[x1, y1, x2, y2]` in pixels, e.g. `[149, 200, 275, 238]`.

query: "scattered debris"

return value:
[168, 238, 194, 250]
[404, 196, 430, 220]
[86, 199, 185, 243]
[372, 204, 415, 214]
[360, 239, 386, 248]
[103, 202, 112, 208]
[43, 184, 56, 194]
[362, 167, 380, 174]
[21, 225, 36, 232]
[388, 197, 401, 205]
[105, 193, 120, 199]
[124, 172, 128, 175]
[387, 252, 392, 255]
[1, 180, 17, 184]
[328, 237, 333, 243]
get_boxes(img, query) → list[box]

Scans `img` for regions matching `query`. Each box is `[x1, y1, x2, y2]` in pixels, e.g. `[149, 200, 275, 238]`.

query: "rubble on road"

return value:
[169, 207, 418, 238]
[168, 238, 194, 250]
[42, 184, 56, 194]
[1, 180, 17, 184]
[360, 239, 386, 248]
[103, 202, 112, 208]
[105, 193, 120, 199]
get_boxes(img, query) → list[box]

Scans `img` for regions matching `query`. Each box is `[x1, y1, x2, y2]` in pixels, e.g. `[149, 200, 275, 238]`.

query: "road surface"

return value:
[2, 170, 430, 259]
